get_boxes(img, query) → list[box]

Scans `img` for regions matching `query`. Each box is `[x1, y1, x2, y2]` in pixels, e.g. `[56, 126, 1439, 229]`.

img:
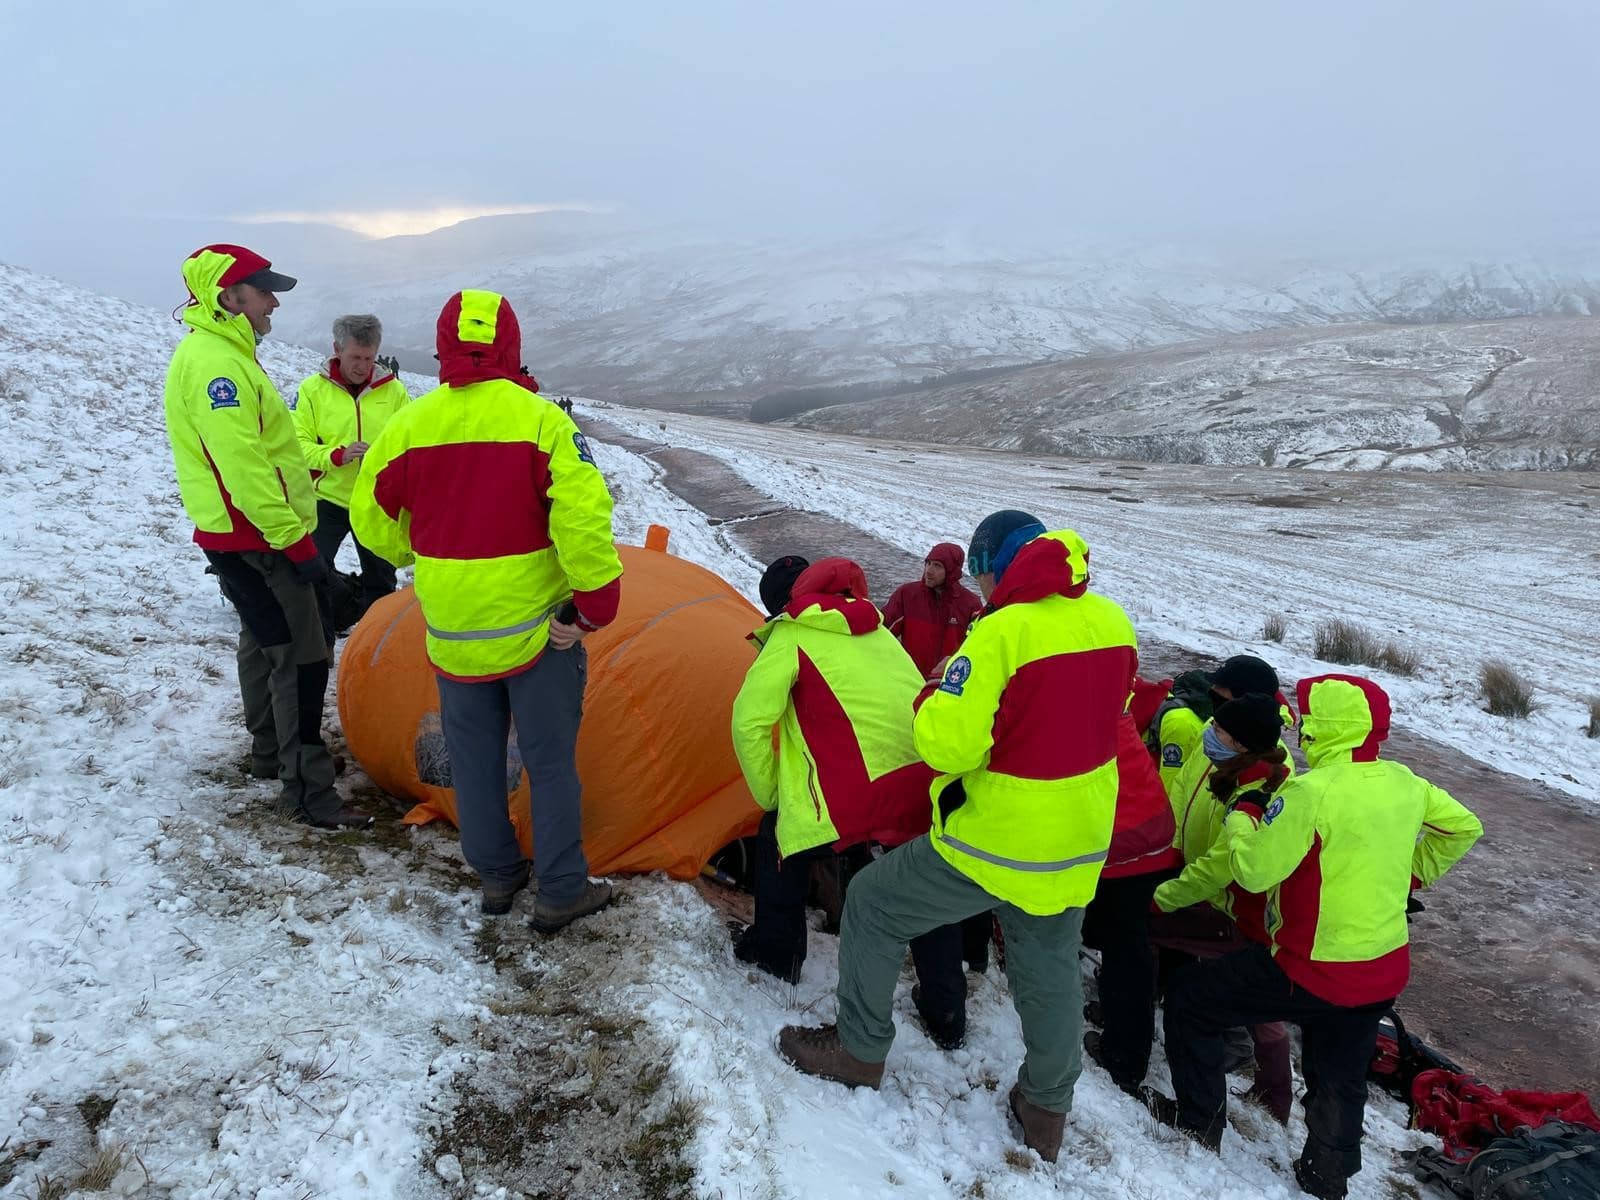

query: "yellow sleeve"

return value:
[1412, 777, 1483, 886]
[913, 616, 1007, 777]
[192, 371, 311, 551]
[349, 416, 416, 568]
[543, 413, 623, 594]
[731, 633, 799, 811]
[293, 376, 340, 473]
[1224, 776, 1318, 893]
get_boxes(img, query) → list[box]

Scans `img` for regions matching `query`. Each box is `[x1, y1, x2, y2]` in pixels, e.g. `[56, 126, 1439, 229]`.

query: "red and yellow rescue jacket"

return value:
[914, 531, 1137, 915]
[349, 290, 622, 682]
[162, 246, 318, 563]
[1224, 674, 1483, 1005]
[293, 359, 409, 507]
[731, 559, 935, 859]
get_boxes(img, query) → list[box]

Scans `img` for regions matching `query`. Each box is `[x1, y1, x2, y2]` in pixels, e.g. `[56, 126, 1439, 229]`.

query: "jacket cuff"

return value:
[1230, 798, 1266, 823]
[283, 534, 319, 564]
[572, 576, 621, 631]
[330, 446, 347, 467]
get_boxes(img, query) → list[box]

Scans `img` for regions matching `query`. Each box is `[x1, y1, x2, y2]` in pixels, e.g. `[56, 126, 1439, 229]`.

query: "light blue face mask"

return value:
[1202, 724, 1240, 764]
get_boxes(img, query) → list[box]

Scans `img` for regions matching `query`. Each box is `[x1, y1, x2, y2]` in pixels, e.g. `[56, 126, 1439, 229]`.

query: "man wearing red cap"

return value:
[163, 244, 370, 829]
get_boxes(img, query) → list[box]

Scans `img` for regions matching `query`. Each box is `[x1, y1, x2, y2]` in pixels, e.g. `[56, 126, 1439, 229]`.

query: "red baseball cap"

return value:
[188, 243, 297, 292]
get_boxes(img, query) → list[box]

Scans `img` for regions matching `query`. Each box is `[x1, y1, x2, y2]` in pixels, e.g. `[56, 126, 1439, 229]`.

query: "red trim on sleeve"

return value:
[330, 446, 347, 467]
[572, 576, 621, 631]
[283, 535, 318, 564]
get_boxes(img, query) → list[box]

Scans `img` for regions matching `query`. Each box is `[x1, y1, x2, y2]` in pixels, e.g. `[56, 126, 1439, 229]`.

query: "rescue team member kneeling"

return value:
[779, 512, 1136, 1165]
[351, 290, 623, 931]
[162, 243, 369, 829]
[1151, 675, 1483, 1200]
[730, 556, 966, 1046]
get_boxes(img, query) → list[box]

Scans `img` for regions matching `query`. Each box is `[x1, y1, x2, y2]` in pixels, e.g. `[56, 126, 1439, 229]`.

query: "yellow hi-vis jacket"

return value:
[293, 361, 410, 507]
[162, 247, 317, 560]
[914, 531, 1137, 915]
[1223, 674, 1483, 1005]
[350, 289, 622, 681]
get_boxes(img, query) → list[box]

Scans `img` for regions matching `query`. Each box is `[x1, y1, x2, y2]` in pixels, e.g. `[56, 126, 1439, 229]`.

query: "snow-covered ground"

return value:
[592, 405, 1600, 805]
[0, 261, 1569, 1198]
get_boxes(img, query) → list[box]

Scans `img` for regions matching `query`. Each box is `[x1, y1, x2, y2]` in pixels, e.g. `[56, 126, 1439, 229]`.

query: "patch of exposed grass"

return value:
[76, 1095, 117, 1137]
[70, 1144, 124, 1191]
[30, 1175, 68, 1200]
[1261, 613, 1287, 643]
[1002, 1147, 1035, 1171]
[1314, 619, 1421, 677]
[1586, 696, 1599, 739]
[1481, 660, 1535, 718]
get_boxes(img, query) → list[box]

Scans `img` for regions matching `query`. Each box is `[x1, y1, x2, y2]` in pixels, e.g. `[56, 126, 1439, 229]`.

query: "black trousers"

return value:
[312, 499, 397, 607]
[744, 812, 964, 1013]
[1164, 942, 1390, 1183]
[1081, 868, 1168, 1088]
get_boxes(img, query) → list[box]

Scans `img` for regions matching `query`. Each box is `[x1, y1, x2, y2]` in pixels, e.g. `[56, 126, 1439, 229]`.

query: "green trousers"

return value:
[836, 834, 1086, 1112]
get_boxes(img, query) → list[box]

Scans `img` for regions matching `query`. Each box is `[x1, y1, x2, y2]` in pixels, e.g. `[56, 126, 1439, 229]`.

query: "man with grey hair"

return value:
[293, 314, 410, 621]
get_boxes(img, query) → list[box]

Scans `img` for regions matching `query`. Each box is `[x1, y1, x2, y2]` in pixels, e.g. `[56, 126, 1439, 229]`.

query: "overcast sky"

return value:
[2, 0, 1596, 258]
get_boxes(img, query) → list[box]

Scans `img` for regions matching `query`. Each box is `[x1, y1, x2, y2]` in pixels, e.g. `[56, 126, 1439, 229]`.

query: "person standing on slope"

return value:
[1150, 674, 1483, 1200]
[351, 290, 622, 931]
[162, 244, 370, 829]
[881, 542, 984, 682]
[292, 314, 409, 621]
[778, 511, 1136, 1166]
[730, 556, 967, 1048]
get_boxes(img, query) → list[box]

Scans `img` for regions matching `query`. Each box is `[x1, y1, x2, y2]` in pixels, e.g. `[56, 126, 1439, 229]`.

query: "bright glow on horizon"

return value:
[235, 203, 597, 239]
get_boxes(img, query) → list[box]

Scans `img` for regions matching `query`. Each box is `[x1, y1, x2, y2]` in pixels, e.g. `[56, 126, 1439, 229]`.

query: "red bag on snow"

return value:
[1412, 1068, 1600, 1163]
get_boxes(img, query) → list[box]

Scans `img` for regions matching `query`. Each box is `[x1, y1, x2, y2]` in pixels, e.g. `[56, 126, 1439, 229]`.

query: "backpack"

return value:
[1369, 1007, 1465, 1108]
[1406, 1121, 1600, 1199]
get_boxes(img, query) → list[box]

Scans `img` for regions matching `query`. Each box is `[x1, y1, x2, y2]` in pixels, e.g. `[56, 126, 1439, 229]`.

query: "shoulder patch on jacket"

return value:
[573, 431, 596, 465]
[1263, 796, 1285, 824]
[207, 377, 240, 409]
[1162, 743, 1184, 768]
[938, 654, 972, 696]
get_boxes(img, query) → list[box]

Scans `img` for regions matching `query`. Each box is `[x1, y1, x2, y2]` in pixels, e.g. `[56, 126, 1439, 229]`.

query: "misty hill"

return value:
[265, 212, 1600, 412]
[785, 317, 1600, 471]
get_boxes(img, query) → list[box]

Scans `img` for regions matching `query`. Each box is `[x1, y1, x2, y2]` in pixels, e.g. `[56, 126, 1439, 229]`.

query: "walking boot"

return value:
[297, 804, 374, 830]
[776, 1025, 884, 1089]
[1083, 1030, 1141, 1097]
[1292, 1155, 1348, 1200]
[1139, 1086, 1222, 1153]
[911, 985, 966, 1051]
[1007, 1083, 1065, 1163]
[530, 879, 614, 933]
[481, 861, 532, 915]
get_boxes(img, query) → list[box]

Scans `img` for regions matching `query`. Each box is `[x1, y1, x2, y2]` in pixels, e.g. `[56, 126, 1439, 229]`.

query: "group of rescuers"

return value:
[162, 245, 1484, 1199]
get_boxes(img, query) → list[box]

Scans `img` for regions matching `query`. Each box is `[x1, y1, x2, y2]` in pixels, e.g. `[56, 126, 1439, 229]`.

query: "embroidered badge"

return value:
[1162, 743, 1184, 768]
[1263, 796, 1285, 825]
[938, 655, 973, 696]
[573, 431, 596, 465]
[207, 377, 240, 409]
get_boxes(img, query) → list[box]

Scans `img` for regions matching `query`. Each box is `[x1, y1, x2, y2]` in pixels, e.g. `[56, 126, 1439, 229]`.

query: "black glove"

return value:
[293, 554, 330, 585]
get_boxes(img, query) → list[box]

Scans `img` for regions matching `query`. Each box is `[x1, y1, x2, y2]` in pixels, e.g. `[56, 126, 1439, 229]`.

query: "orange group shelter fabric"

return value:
[337, 536, 764, 879]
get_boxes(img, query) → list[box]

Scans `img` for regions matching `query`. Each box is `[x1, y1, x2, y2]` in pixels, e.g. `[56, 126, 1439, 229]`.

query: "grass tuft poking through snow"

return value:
[1313, 619, 1421, 677]
[1481, 660, 1537, 718]
[1587, 697, 1600, 739]
[1261, 613, 1287, 643]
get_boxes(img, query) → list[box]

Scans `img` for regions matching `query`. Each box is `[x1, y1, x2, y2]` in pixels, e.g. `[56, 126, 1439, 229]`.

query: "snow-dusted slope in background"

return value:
[789, 316, 1600, 471]
[263, 213, 1600, 414]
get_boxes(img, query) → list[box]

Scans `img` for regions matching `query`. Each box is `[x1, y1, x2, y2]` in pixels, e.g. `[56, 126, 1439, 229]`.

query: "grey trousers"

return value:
[207, 549, 340, 822]
[437, 645, 590, 903]
[836, 834, 1087, 1112]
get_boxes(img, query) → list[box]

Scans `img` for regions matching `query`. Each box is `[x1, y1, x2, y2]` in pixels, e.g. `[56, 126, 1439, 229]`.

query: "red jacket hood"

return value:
[927, 542, 965, 579]
[990, 530, 1092, 608]
[785, 558, 881, 634]
[436, 290, 538, 392]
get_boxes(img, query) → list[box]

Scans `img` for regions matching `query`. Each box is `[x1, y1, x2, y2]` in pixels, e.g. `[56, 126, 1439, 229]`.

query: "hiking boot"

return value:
[911, 985, 966, 1051]
[248, 756, 278, 781]
[481, 862, 532, 915]
[1138, 1086, 1222, 1153]
[530, 879, 614, 933]
[731, 926, 803, 985]
[1292, 1156, 1348, 1200]
[297, 804, 374, 830]
[776, 1024, 884, 1089]
[1083, 1031, 1141, 1097]
[1007, 1083, 1065, 1163]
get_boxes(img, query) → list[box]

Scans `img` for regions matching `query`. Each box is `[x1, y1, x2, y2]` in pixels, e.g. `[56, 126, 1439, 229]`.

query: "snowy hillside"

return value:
[263, 213, 1600, 414]
[788, 317, 1600, 471]
[1, 263, 1593, 1198]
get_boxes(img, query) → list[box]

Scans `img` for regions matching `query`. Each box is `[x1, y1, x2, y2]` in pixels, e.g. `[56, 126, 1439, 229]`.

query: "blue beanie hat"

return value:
[968, 510, 1045, 581]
